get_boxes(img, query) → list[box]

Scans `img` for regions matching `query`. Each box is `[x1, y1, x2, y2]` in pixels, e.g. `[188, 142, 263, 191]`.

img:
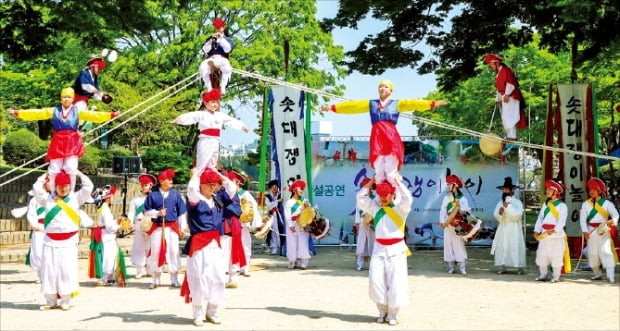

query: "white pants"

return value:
[500, 98, 520, 139]
[29, 230, 45, 280]
[220, 236, 239, 282]
[268, 213, 282, 251]
[241, 225, 252, 273]
[148, 227, 181, 283]
[199, 56, 232, 93]
[286, 223, 311, 265]
[443, 226, 467, 262]
[48, 156, 79, 190]
[356, 224, 375, 268]
[587, 229, 616, 269]
[373, 154, 399, 185]
[369, 249, 409, 309]
[131, 228, 150, 275]
[186, 240, 226, 320]
[101, 239, 118, 281]
[193, 136, 220, 176]
[535, 236, 565, 270]
[40, 236, 79, 304]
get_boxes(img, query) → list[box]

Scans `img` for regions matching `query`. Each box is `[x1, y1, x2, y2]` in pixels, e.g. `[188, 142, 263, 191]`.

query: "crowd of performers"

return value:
[5, 15, 619, 327]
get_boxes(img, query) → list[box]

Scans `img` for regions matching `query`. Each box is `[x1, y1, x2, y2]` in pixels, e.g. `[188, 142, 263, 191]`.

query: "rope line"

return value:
[232, 67, 619, 162]
[2, 67, 617, 187]
[0, 74, 198, 188]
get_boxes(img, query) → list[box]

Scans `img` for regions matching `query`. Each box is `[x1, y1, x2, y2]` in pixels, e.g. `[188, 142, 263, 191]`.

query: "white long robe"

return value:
[491, 196, 526, 268]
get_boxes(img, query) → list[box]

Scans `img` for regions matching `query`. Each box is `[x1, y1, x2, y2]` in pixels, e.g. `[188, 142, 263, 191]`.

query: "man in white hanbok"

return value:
[533, 179, 568, 283]
[579, 177, 619, 283]
[357, 176, 412, 326]
[491, 177, 526, 274]
[32, 171, 94, 310]
[129, 174, 156, 278]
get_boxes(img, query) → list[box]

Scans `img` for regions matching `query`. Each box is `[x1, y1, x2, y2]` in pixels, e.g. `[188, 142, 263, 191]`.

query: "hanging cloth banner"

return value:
[269, 86, 308, 198]
[544, 83, 597, 258]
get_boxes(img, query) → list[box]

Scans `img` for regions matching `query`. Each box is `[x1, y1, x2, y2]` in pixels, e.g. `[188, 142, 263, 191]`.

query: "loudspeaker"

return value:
[112, 156, 141, 174]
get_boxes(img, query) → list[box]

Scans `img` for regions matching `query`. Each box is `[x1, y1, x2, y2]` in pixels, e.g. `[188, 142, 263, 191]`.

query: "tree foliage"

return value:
[324, 0, 620, 90]
[0, 0, 161, 61]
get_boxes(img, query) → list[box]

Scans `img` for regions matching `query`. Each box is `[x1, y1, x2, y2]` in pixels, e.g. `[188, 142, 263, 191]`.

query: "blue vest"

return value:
[216, 189, 241, 219]
[187, 199, 223, 235]
[369, 99, 399, 125]
[71, 68, 98, 97]
[144, 189, 187, 223]
[52, 106, 80, 130]
[207, 36, 234, 58]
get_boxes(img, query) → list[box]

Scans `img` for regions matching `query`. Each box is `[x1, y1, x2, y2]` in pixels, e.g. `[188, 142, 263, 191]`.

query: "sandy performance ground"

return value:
[1, 246, 618, 330]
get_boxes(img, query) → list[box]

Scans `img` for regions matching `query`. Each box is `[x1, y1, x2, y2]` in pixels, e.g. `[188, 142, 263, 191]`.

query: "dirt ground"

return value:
[1, 245, 618, 330]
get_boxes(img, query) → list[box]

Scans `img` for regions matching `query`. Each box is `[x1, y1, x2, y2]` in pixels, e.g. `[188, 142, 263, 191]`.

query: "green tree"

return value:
[324, 0, 620, 90]
[0, 0, 161, 61]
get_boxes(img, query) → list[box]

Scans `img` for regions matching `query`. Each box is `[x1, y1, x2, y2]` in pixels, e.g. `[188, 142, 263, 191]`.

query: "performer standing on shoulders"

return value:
[284, 180, 311, 270]
[579, 177, 619, 283]
[7, 88, 118, 190]
[180, 169, 227, 326]
[143, 169, 188, 289]
[171, 89, 249, 176]
[265, 179, 285, 256]
[129, 174, 157, 279]
[439, 174, 471, 275]
[357, 176, 413, 326]
[199, 18, 234, 94]
[354, 177, 375, 272]
[533, 179, 568, 283]
[491, 177, 526, 275]
[322, 80, 446, 185]
[484, 53, 525, 140]
[32, 170, 94, 311]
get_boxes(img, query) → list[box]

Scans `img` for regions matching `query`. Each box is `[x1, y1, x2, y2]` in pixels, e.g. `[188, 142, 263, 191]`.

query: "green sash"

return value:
[543, 199, 563, 219]
[43, 196, 79, 228]
[135, 203, 144, 217]
[373, 203, 411, 256]
[446, 193, 463, 213]
[290, 197, 305, 214]
[586, 198, 609, 222]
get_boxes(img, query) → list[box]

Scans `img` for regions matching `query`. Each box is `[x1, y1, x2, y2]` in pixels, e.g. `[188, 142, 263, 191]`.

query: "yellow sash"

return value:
[587, 199, 609, 220]
[546, 201, 559, 219]
[382, 206, 412, 256]
[56, 198, 80, 226]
